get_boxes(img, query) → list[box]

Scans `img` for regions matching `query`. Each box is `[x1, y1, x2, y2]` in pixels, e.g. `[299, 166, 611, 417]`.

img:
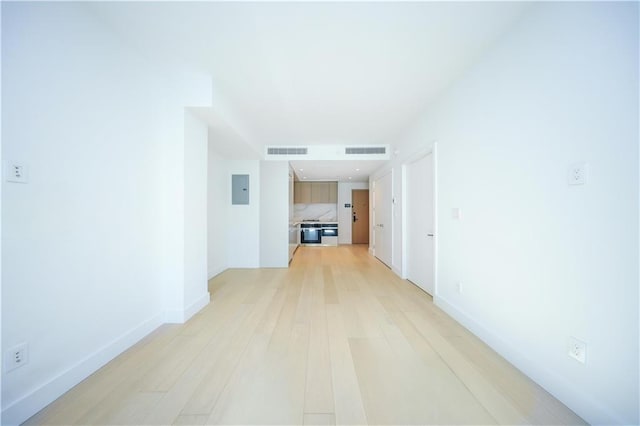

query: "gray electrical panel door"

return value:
[231, 174, 250, 205]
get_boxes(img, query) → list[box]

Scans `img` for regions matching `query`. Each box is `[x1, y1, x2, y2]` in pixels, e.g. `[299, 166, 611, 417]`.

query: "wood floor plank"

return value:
[403, 308, 531, 424]
[25, 324, 184, 425]
[383, 310, 498, 424]
[25, 245, 584, 426]
[323, 265, 340, 304]
[205, 267, 309, 424]
[142, 305, 256, 424]
[172, 414, 208, 425]
[447, 333, 585, 425]
[86, 391, 164, 425]
[206, 323, 309, 425]
[304, 266, 335, 414]
[325, 304, 368, 425]
[178, 286, 280, 416]
[349, 337, 412, 425]
[303, 412, 336, 425]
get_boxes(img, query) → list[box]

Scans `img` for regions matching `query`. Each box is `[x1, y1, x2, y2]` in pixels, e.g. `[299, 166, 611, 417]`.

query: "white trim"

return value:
[164, 292, 210, 324]
[400, 157, 408, 280]
[432, 143, 439, 298]
[208, 265, 226, 281]
[390, 168, 396, 271]
[1, 313, 164, 426]
[370, 178, 376, 257]
[434, 295, 622, 426]
[184, 292, 210, 322]
[164, 308, 185, 324]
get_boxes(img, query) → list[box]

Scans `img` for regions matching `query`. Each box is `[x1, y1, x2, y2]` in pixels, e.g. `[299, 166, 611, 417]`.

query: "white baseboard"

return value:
[184, 292, 210, 321]
[164, 292, 210, 324]
[164, 310, 183, 323]
[1, 313, 164, 426]
[208, 264, 226, 280]
[391, 265, 403, 278]
[434, 295, 622, 425]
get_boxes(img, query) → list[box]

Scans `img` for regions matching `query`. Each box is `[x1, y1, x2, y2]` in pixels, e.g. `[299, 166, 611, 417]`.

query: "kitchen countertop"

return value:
[293, 221, 338, 225]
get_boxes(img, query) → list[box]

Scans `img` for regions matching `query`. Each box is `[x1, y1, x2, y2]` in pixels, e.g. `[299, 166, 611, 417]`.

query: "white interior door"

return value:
[406, 153, 434, 295]
[374, 172, 393, 267]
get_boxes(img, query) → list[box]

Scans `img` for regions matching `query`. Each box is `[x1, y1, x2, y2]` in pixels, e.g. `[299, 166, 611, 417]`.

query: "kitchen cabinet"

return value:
[311, 182, 329, 203]
[328, 182, 337, 203]
[294, 181, 338, 204]
[294, 182, 311, 204]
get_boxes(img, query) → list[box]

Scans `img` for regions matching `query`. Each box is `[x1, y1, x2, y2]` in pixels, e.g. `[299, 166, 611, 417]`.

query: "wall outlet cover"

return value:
[568, 162, 588, 185]
[6, 162, 29, 183]
[568, 336, 587, 364]
[5, 342, 29, 372]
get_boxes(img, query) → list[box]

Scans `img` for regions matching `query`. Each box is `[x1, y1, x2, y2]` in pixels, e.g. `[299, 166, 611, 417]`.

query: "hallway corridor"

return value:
[26, 246, 584, 425]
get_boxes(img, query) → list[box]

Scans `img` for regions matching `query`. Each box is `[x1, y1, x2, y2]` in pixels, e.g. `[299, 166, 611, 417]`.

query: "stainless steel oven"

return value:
[321, 223, 338, 246]
[301, 223, 322, 244]
[321, 224, 338, 238]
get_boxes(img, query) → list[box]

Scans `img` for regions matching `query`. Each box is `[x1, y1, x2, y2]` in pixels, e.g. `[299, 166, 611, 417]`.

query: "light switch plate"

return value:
[452, 208, 461, 220]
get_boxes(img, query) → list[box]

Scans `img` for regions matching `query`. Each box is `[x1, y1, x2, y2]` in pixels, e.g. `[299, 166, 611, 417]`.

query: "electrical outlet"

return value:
[568, 336, 586, 364]
[6, 162, 28, 183]
[456, 281, 463, 294]
[5, 343, 29, 372]
[567, 162, 588, 185]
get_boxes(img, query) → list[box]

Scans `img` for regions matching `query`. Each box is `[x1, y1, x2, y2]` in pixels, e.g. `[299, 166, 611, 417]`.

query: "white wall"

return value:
[0, 1, 4, 412]
[288, 166, 298, 261]
[207, 148, 229, 279]
[2, 3, 210, 424]
[337, 182, 368, 244]
[373, 2, 639, 424]
[161, 111, 210, 324]
[226, 160, 260, 268]
[260, 161, 289, 267]
[207, 157, 286, 272]
[182, 112, 210, 318]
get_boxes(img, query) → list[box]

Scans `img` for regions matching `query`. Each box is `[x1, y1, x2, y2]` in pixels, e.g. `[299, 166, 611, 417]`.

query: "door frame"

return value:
[401, 143, 438, 296]
[371, 169, 393, 266]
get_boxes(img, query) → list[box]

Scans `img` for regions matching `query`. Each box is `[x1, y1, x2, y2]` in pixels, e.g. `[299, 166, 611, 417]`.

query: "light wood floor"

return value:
[26, 245, 585, 425]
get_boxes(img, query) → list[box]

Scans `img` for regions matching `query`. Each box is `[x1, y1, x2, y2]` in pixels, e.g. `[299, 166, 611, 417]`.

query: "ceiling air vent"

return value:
[345, 147, 386, 155]
[267, 147, 308, 155]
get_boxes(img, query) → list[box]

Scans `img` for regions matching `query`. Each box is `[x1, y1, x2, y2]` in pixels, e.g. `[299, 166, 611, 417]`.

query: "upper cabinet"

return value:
[294, 181, 337, 204]
[294, 182, 312, 204]
[328, 182, 337, 203]
[310, 182, 329, 203]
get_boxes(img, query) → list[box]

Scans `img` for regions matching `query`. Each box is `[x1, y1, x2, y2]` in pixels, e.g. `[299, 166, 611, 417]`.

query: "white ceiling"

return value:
[290, 160, 386, 182]
[86, 2, 529, 180]
[188, 107, 260, 160]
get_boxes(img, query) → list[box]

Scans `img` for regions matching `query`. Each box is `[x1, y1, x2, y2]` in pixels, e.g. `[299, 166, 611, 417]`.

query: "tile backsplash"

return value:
[294, 203, 337, 222]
